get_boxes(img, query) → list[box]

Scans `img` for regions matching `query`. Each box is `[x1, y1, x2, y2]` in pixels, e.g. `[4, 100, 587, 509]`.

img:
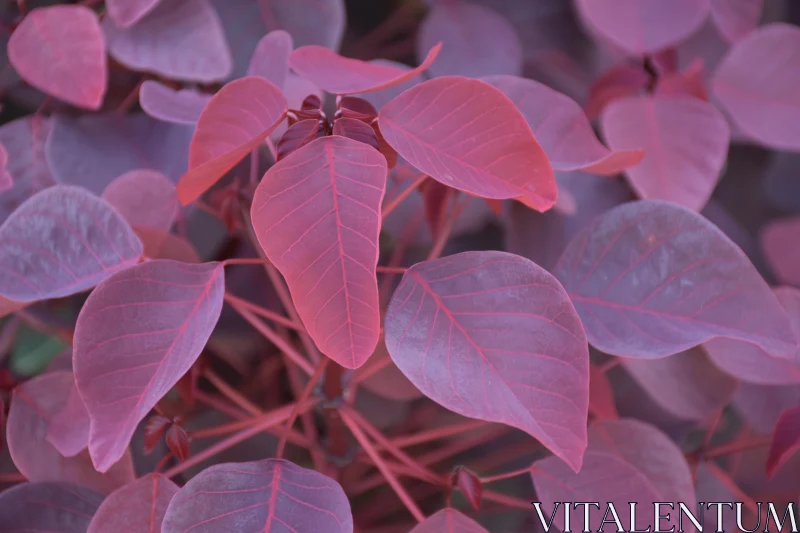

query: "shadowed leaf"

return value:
[761, 217, 800, 287]
[710, 0, 764, 42]
[87, 474, 179, 533]
[247, 30, 292, 89]
[767, 406, 800, 478]
[410, 509, 489, 533]
[102, 169, 179, 231]
[260, 0, 346, 50]
[107, 0, 162, 28]
[0, 482, 104, 533]
[139, 81, 211, 125]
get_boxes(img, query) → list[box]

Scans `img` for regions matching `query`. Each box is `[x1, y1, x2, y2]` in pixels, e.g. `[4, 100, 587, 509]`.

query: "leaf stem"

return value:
[202, 367, 262, 416]
[223, 292, 305, 331]
[427, 193, 469, 261]
[276, 358, 328, 458]
[480, 465, 533, 484]
[376, 266, 407, 274]
[482, 489, 534, 511]
[382, 173, 427, 219]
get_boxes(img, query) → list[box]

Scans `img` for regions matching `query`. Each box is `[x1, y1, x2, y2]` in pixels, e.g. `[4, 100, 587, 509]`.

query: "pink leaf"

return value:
[87, 474, 179, 533]
[259, 0, 346, 51]
[553, 200, 797, 359]
[289, 43, 441, 95]
[385, 251, 589, 471]
[0, 482, 103, 532]
[734, 383, 800, 435]
[533, 419, 696, 532]
[0, 143, 12, 192]
[107, 0, 162, 28]
[410, 509, 489, 533]
[136, 228, 201, 264]
[251, 137, 386, 369]
[418, 1, 522, 78]
[139, 81, 212, 125]
[74, 260, 225, 472]
[599, 94, 729, 210]
[378, 76, 556, 211]
[165, 424, 190, 462]
[654, 58, 709, 101]
[0, 185, 143, 303]
[711, 23, 800, 151]
[710, 0, 764, 42]
[575, 0, 711, 55]
[176, 76, 287, 205]
[247, 30, 292, 89]
[767, 406, 800, 478]
[102, 169, 178, 232]
[8, 372, 135, 494]
[449, 466, 482, 510]
[761, 217, 800, 287]
[162, 459, 353, 533]
[46, 376, 91, 458]
[103, 0, 233, 82]
[8, 5, 107, 110]
[0, 116, 54, 223]
[484, 75, 644, 176]
[588, 365, 618, 420]
[585, 63, 650, 119]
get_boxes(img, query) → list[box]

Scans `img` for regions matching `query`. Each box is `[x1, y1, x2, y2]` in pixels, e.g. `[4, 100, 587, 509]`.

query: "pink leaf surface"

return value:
[532, 419, 696, 532]
[767, 406, 800, 478]
[384, 251, 589, 471]
[139, 81, 212, 125]
[588, 365, 618, 420]
[418, 1, 522, 78]
[74, 260, 225, 472]
[600, 94, 729, 210]
[484, 75, 643, 176]
[107, 0, 162, 28]
[8, 372, 135, 494]
[710, 0, 764, 42]
[103, 0, 232, 82]
[177, 76, 287, 205]
[705, 287, 800, 385]
[260, 0, 346, 50]
[289, 43, 441, 95]
[410, 508, 489, 533]
[162, 458, 353, 533]
[87, 474, 179, 533]
[552, 200, 797, 359]
[0, 185, 143, 303]
[0, 482, 104, 533]
[711, 23, 800, 151]
[0, 143, 12, 192]
[247, 30, 292, 89]
[576, 0, 711, 55]
[0, 116, 54, 223]
[378, 76, 556, 211]
[251, 136, 385, 369]
[102, 169, 179, 231]
[8, 5, 107, 109]
[46, 375, 91, 457]
[761, 216, 800, 287]
[585, 63, 650, 119]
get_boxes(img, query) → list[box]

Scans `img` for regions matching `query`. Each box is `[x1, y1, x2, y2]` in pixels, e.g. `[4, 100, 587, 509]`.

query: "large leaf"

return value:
[0, 116, 54, 223]
[107, 0, 162, 28]
[552, 200, 796, 359]
[0, 185, 143, 303]
[176, 76, 287, 205]
[288, 44, 441, 95]
[102, 169, 179, 231]
[87, 474, 179, 533]
[8, 372, 135, 494]
[260, 0, 346, 50]
[711, 23, 800, 151]
[103, 0, 232, 82]
[418, 1, 521, 78]
[0, 482, 103, 533]
[379, 76, 556, 211]
[74, 260, 225, 472]
[484, 75, 643, 175]
[8, 5, 107, 109]
[162, 459, 353, 533]
[139, 81, 211, 125]
[251, 136, 385, 369]
[599, 94, 730, 211]
[410, 509, 489, 533]
[710, 0, 763, 42]
[247, 30, 292, 89]
[576, 0, 711, 55]
[385, 251, 589, 471]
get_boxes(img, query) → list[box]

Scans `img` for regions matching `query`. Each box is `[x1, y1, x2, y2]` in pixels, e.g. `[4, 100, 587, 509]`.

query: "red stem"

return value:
[382, 173, 427, 219]
[223, 292, 305, 332]
[276, 358, 329, 458]
[480, 465, 533, 484]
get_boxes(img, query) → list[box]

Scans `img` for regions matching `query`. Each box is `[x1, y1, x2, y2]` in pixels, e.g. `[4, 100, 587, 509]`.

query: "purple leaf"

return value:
[74, 260, 225, 472]
[410, 509, 489, 533]
[761, 216, 800, 287]
[7, 372, 135, 494]
[378, 76, 556, 211]
[251, 137, 386, 369]
[360, 340, 422, 401]
[710, 0, 764, 42]
[0, 115, 54, 223]
[46, 375, 91, 457]
[0, 482, 103, 533]
[553, 200, 796, 359]
[102, 169, 179, 231]
[589, 365, 618, 420]
[599, 94, 730, 210]
[260, 0, 346, 51]
[103, 0, 233, 82]
[0, 185, 143, 303]
[385, 251, 589, 471]
[247, 30, 292, 89]
[162, 458, 353, 533]
[418, 1, 522, 78]
[209, 0, 268, 79]
[484, 75, 644, 176]
[734, 383, 800, 435]
[87, 474, 179, 533]
[139, 81, 212, 125]
[107, 0, 163, 28]
[0, 143, 12, 192]
[8, 5, 107, 109]
[766, 406, 800, 478]
[711, 23, 800, 151]
[358, 60, 424, 112]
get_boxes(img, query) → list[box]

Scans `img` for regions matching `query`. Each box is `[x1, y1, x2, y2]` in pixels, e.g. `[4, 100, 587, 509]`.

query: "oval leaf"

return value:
[289, 43, 441, 95]
[710, 0, 764, 43]
[410, 509, 489, 533]
[600, 94, 729, 211]
[87, 474, 179, 533]
[162, 459, 353, 533]
[385, 251, 589, 471]
[139, 81, 212, 125]
[102, 169, 179, 231]
[107, 0, 162, 28]
[767, 406, 800, 478]
[0, 185, 143, 303]
[553, 200, 797, 359]
[74, 260, 225, 472]
[251, 136, 386, 369]
[711, 23, 800, 151]
[260, 0, 345, 51]
[247, 30, 292, 89]
[177, 76, 287, 205]
[379, 76, 556, 211]
[0, 482, 103, 533]
[8, 5, 107, 109]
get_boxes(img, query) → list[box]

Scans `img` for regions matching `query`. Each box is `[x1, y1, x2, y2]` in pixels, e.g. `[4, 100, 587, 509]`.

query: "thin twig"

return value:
[276, 358, 328, 458]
